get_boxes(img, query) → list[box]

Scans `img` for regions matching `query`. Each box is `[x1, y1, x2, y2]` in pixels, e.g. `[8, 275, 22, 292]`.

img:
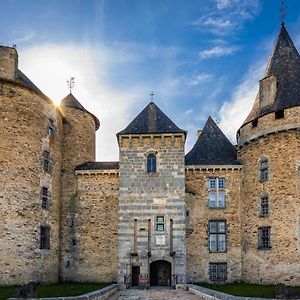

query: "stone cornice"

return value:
[185, 165, 243, 171]
[238, 123, 300, 146]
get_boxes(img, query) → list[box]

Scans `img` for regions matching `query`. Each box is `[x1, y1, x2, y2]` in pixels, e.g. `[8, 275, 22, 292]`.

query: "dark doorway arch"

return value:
[150, 260, 171, 286]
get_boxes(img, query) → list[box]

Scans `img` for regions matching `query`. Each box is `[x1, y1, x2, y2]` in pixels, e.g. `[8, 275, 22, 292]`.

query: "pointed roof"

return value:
[60, 93, 100, 130]
[243, 24, 300, 125]
[185, 117, 239, 165]
[117, 102, 186, 135]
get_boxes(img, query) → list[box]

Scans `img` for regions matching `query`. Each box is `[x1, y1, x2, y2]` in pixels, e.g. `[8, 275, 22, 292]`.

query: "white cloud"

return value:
[217, 60, 266, 143]
[187, 73, 213, 86]
[192, 0, 260, 35]
[198, 45, 239, 59]
[19, 43, 142, 161]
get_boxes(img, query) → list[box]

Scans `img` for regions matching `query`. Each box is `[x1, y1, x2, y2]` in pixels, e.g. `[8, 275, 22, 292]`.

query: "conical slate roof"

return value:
[243, 24, 300, 125]
[16, 70, 45, 96]
[117, 102, 186, 135]
[60, 93, 100, 130]
[185, 117, 239, 165]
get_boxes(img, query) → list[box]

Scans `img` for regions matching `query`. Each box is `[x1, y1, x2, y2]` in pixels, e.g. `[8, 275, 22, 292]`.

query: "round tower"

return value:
[237, 24, 300, 284]
[0, 46, 63, 284]
[59, 93, 99, 281]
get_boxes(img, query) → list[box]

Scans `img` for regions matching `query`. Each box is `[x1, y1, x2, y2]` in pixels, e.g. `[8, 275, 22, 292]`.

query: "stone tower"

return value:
[0, 46, 63, 284]
[237, 24, 300, 284]
[117, 102, 187, 288]
[59, 93, 100, 280]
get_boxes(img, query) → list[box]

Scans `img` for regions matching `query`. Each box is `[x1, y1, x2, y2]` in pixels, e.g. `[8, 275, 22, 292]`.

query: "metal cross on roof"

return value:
[150, 92, 155, 101]
[67, 77, 75, 94]
[280, 0, 286, 25]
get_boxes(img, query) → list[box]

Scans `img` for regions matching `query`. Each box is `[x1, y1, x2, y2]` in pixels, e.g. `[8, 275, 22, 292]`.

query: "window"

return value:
[260, 196, 269, 217]
[147, 153, 156, 173]
[258, 227, 271, 249]
[209, 220, 227, 252]
[40, 187, 50, 209]
[156, 216, 165, 231]
[259, 158, 268, 182]
[208, 178, 226, 208]
[40, 225, 50, 250]
[209, 263, 227, 282]
[48, 119, 54, 138]
[275, 109, 284, 119]
[43, 150, 52, 172]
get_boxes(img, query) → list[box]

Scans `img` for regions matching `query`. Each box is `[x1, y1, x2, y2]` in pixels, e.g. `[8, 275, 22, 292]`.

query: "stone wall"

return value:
[0, 46, 18, 81]
[59, 106, 97, 281]
[118, 134, 186, 288]
[185, 167, 242, 283]
[0, 81, 63, 284]
[238, 112, 300, 284]
[62, 170, 119, 282]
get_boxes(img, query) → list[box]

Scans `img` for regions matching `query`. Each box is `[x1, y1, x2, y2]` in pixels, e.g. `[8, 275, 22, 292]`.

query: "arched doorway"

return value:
[150, 260, 171, 286]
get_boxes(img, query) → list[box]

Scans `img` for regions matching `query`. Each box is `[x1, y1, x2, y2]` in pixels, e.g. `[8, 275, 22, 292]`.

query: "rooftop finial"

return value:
[149, 92, 155, 102]
[67, 77, 75, 94]
[280, 0, 286, 26]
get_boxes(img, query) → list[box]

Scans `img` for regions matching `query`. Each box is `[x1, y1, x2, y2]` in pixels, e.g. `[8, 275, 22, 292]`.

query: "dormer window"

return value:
[259, 75, 277, 108]
[147, 153, 156, 173]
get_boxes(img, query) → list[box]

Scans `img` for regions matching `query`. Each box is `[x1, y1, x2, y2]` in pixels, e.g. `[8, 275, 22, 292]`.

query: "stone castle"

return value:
[0, 23, 299, 288]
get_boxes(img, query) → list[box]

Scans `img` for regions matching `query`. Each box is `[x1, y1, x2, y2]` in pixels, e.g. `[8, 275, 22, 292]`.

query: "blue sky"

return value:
[1, 0, 300, 160]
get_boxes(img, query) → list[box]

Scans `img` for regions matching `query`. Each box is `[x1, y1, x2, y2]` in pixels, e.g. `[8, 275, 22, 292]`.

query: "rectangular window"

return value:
[41, 187, 49, 209]
[208, 178, 226, 208]
[40, 225, 50, 250]
[258, 227, 271, 249]
[209, 263, 227, 281]
[156, 216, 165, 231]
[48, 119, 54, 138]
[260, 197, 269, 217]
[209, 220, 226, 252]
[43, 150, 52, 172]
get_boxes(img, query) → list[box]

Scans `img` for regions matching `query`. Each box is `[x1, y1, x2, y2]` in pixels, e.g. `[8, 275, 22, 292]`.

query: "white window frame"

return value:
[208, 178, 226, 208]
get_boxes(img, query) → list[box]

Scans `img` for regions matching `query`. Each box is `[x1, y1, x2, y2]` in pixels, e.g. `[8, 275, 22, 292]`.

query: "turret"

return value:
[59, 93, 99, 280]
[0, 46, 63, 284]
[237, 24, 300, 284]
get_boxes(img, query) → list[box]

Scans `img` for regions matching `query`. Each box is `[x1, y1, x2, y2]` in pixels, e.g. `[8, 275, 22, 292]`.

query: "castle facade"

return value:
[0, 24, 299, 288]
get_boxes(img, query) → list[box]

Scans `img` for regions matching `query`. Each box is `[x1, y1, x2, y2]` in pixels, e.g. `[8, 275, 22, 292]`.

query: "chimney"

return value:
[0, 46, 18, 81]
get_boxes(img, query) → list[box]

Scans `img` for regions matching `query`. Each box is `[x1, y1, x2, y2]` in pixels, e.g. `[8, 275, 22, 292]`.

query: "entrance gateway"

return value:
[150, 260, 171, 286]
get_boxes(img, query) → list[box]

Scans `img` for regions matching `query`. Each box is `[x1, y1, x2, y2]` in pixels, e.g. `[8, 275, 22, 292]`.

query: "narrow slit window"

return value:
[41, 187, 49, 209]
[260, 158, 269, 182]
[260, 196, 269, 217]
[43, 150, 52, 173]
[258, 227, 271, 249]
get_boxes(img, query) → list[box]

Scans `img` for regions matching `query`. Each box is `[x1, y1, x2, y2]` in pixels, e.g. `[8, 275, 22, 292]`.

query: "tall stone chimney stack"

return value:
[0, 46, 18, 81]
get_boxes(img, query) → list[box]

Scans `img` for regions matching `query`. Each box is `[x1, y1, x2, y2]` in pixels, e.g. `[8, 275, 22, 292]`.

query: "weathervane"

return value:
[67, 77, 75, 94]
[150, 92, 155, 101]
[280, 0, 286, 25]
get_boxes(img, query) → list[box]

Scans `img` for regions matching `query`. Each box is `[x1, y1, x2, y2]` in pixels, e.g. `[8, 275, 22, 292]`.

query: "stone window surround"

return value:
[208, 219, 227, 253]
[258, 156, 270, 183]
[258, 226, 272, 250]
[42, 149, 53, 173]
[156, 215, 165, 232]
[207, 177, 227, 209]
[259, 192, 271, 217]
[39, 224, 50, 250]
[145, 150, 159, 176]
[40, 186, 51, 209]
[209, 262, 227, 282]
[147, 153, 157, 173]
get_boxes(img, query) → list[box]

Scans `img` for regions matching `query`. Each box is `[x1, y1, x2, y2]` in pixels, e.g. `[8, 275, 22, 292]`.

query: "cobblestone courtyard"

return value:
[107, 287, 204, 300]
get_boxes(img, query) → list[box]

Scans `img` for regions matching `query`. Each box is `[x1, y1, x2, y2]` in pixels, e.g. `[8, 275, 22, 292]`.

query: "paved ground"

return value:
[107, 287, 204, 300]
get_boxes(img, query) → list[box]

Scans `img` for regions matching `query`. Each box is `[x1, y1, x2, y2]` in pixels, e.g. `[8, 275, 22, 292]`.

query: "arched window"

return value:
[260, 157, 269, 182]
[147, 153, 156, 173]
